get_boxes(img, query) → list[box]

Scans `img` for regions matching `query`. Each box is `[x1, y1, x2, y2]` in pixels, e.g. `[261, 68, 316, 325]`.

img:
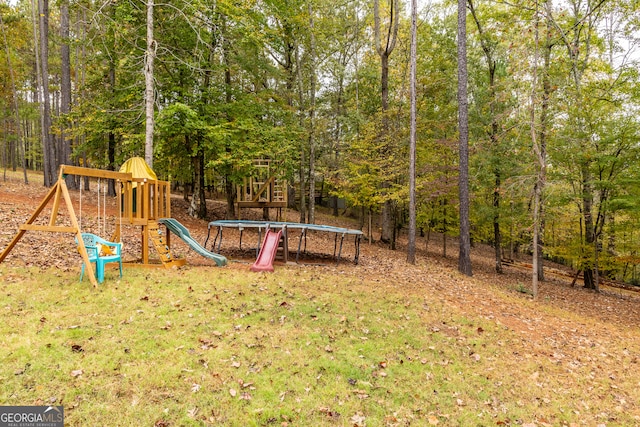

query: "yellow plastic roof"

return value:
[119, 157, 157, 180]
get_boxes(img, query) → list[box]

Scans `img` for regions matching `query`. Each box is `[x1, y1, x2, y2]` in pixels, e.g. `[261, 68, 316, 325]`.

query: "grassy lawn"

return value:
[0, 263, 639, 426]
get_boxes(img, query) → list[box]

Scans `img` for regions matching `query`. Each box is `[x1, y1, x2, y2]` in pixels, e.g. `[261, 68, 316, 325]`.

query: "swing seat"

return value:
[77, 233, 123, 284]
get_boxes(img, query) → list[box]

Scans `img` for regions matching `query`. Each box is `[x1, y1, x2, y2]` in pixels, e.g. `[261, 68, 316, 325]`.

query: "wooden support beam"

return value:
[0, 175, 99, 288]
[60, 165, 132, 181]
[142, 225, 150, 265]
[0, 183, 58, 263]
[251, 176, 275, 202]
[50, 179, 63, 226]
[19, 225, 77, 233]
[59, 178, 99, 288]
[237, 201, 288, 208]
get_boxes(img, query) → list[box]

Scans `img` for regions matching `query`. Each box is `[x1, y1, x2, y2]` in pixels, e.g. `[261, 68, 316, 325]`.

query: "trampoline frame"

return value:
[204, 220, 363, 265]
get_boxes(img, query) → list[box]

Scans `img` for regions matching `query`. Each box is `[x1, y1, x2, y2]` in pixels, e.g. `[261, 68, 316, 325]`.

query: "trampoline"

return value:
[205, 220, 364, 264]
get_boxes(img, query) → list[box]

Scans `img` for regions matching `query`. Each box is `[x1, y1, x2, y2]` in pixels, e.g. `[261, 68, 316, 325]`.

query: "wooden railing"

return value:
[121, 179, 171, 225]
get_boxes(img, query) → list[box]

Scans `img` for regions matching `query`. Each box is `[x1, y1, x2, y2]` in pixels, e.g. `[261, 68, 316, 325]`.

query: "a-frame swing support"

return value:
[0, 165, 133, 288]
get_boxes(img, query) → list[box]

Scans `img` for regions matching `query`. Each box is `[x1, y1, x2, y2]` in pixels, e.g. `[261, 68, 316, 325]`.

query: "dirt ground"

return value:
[1, 174, 639, 349]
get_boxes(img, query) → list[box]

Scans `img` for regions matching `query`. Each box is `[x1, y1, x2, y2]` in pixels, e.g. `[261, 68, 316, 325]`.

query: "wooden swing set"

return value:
[0, 164, 184, 288]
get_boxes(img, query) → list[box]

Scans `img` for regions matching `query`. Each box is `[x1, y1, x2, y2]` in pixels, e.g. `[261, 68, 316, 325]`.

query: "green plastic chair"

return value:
[77, 233, 123, 284]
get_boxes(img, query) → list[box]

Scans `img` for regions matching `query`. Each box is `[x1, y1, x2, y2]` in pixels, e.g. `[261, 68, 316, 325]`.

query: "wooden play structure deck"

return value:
[0, 164, 187, 287]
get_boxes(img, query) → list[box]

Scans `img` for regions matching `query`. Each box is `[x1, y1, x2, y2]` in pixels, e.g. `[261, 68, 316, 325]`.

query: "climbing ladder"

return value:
[147, 220, 186, 268]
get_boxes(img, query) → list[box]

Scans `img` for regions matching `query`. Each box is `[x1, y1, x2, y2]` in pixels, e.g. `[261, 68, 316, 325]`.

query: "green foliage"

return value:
[6, 0, 640, 277]
[333, 123, 387, 210]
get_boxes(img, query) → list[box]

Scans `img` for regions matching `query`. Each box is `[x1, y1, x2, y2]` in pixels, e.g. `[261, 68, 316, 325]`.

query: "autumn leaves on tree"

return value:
[2, 0, 640, 288]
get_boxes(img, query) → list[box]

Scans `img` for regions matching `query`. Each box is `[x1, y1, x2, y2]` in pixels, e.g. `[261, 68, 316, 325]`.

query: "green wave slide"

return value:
[158, 218, 227, 266]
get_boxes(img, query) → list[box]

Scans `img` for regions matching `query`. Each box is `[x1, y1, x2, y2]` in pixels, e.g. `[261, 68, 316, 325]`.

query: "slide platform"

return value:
[251, 229, 282, 272]
[158, 218, 227, 266]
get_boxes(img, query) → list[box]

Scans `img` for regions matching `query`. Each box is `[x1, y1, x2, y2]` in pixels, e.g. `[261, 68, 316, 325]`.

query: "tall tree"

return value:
[60, 0, 75, 188]
[29, 0, 42, 172]
[551, 0, 612, 290]
[468, 0, 504, 274]
[322, 0, 364, 219]
[530, 0, 543, 299]
[531, 0, 555, 292]
[407, 0, 417, 264]
[144, 0, 155, 168]
[38, 0, 55, 186]
[0, 6, 27, 183]
[373, 0, 399, 245]
[307, 0, 317, 224]
[458, 0, 472, 275]
[221, 14, 236, 220]
[533, 0, 556, 283]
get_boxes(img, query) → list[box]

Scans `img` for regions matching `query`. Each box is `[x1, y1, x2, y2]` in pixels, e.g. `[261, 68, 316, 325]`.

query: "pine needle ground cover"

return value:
[1, 264, 639, 426]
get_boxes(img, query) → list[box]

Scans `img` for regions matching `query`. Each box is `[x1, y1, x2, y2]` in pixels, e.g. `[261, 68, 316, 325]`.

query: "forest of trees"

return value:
[2, 0, 640, 291]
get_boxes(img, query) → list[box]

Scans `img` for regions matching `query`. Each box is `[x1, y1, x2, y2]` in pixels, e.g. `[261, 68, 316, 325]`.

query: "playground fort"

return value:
[0, 161, 225, 287]
[0, 159, 363, 286]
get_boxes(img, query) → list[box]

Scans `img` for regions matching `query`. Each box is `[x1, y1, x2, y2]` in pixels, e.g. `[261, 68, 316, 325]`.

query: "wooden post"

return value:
[50, 177, 63, 225]
[281, 225, 289, 263]
[0, 183, 58, 263]
[142, 225, 150, 265]
[59, 176, 99, 288]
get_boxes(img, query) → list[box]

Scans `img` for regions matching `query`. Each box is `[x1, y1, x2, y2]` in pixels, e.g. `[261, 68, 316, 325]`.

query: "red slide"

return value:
[250, 229, 282, 272]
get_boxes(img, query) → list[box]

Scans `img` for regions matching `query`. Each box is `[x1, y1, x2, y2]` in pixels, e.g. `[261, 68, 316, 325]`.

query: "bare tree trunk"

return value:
[493, 175, 502, 272]
[30, 0, 42, 174]
[188, 136, 207, 219]
[443, 230, 447, 258]
[457, 0, 472, 276]
[225, 177, 236, 219]
[469, 0, 502, 274]
[77, 6, 89, 191]
[531, 9, 541, 299]
[38, 0, 56, 186]
[0, 12, 28, 183]
[374, 0, 399, 245]
[535, 0, 555, 283]
[594, 235, 600, 292]
[407, 0, 418, 264]
[4, 114, 14, 172]
[60, 0, 76, 189]
[442, 199, 448, 258]
[221, 19, 236, 220]
[299, 151, 306, 223]
[331, 61, 343, 219]
[144, 0, 155, 168]
[2, 114, 7, 177]
[295, 43, 306, 223]
[107, 33, 117, 197]
[582, 164, 597, 289]
[108, 132, 116, 196]
[530, 0, 551, 300]
[307, 1, 317, 224]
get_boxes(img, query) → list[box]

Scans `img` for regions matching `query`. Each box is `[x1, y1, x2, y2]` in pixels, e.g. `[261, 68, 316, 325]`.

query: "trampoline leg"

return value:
[204, 226, 212, 249]
[256, 228, 263, 257]
[296, 229, 306, 263]
[304, 229, 308, 253]
[209, 227, 221, 252]
[337, 233, 345, 265]
[217, 227, 224, 252]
